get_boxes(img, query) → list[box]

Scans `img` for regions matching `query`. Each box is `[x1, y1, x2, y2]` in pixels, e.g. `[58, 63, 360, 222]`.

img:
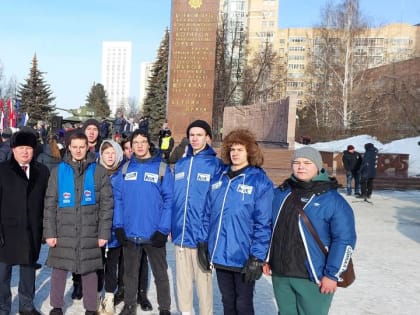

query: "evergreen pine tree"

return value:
[142, 29, 169, 138]
[17, 54, 55, 122]
[85, 82, 111, 118]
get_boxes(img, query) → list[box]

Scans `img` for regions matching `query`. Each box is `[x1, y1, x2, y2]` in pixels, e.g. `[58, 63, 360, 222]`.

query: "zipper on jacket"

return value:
[210, 175, 232, 266]
[180, 156, 194, 248]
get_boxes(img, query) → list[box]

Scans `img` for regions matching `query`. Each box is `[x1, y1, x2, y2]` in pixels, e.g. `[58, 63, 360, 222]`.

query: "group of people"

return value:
[0, 118, 357, 315]
[342, 143, 378, 199]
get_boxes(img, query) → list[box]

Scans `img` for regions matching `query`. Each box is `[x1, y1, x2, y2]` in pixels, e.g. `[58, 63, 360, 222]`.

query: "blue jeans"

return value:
[0, 262, 36, 314]
[346, 171, 360, 195]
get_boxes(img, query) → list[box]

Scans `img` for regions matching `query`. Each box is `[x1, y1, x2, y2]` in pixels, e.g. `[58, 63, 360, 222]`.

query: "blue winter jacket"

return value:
[113, 152, 174, 240]
[171, 144, 223, 248]
[271, 183, 356, 284]
[200, 166, 274, 270]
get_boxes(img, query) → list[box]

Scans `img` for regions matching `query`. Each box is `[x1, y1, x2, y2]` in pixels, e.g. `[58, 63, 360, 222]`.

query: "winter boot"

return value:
[159, 311, 171, 315]
[114, 287, 124, 306]
[100, 292, 115, 315]
[49, 309, 63, 315]
[118, 304, 137, 315]
[71, 280, 83, 300]
[137, 290, 152, 311]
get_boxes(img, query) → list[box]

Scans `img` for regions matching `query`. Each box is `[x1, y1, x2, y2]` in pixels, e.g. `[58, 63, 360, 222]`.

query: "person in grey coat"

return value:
[43, 132, 113, 315]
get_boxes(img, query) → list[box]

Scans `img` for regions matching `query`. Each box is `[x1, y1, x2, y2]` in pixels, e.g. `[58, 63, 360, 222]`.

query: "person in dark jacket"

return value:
[168, 137, 189, 164]
[43, 132, 113, 315]
[0, 131, 50, 315]
[264, 147, 356, 315]
[342, 145, 362, 196]
[357, 143, 378, 199]
[36, 135, 63, 171]
[171, 120, 222, 315]
[113, 130, 173, 315]
[199, 129, 273, 315]
[0, 128, 13, 162]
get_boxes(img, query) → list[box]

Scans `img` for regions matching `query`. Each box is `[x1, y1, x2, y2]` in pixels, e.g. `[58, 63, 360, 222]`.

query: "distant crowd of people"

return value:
[0, 117, 362, 315]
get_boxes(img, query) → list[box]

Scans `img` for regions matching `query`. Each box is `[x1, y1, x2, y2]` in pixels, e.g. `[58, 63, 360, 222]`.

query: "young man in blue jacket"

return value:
[113, 129, 173, 315]
[171, 120, 222, 315]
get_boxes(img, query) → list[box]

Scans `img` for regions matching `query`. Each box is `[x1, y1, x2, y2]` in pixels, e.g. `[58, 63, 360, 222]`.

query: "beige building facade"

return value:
[274, 23, 420, 106]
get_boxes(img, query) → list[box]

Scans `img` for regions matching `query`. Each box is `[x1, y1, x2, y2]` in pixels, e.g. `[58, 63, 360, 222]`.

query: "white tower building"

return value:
[101, 41, 132, 115]
[139, 61, 154, 112]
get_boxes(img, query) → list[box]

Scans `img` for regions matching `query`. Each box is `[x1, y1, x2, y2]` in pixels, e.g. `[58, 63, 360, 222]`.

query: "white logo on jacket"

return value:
[237, 184, 253, 194]
[125, 172, 138, 181]
[212, 181, 222, 190]
[197, 173, 210, 182]
[144, 172, 159, 183]
[175, 172, 185, 180]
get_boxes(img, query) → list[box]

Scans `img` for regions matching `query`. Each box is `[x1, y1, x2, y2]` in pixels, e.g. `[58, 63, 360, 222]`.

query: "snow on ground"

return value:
[299, 135, 420, 177]
[7, 189, 420, 315]
[6, 135, 420, 314]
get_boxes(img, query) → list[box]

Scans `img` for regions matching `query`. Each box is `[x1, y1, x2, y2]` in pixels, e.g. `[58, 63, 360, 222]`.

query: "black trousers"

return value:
[0, 262, 36, 314]
[216, 268, 255, 315]
[123, 242, 170, 310]
[360, 177, 374, 197]
[103, 246, 149, 294]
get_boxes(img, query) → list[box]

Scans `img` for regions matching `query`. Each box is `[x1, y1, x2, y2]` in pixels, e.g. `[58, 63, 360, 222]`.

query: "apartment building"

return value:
[101, 41, 132, 115]
[275, 23, 420, 106]
[139, 61, 154, 112]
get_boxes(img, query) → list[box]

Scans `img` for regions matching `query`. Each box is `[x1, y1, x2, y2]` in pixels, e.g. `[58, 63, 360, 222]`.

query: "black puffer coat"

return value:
[0, 156, 49, 265]
[43, 153, 113, 274]
[360, 143, 378, 179]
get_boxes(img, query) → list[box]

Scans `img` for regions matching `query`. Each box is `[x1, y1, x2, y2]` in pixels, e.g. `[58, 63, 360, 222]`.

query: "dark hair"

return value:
[221, 129, 264, 167]
[130, 129, 151, 147]
[67, 132, 88, 147]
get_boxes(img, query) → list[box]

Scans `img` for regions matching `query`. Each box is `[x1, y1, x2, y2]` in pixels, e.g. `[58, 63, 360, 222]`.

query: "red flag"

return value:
[0, 98, 4, 112]
[7, 98, 15, 128]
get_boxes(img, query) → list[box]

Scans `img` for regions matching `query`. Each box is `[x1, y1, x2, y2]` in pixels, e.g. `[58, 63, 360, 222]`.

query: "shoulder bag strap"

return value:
[298, 208, 328, 255]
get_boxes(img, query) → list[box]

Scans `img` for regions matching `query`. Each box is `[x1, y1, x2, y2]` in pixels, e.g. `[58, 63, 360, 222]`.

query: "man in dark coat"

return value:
[0, 131, 50, 315]
[342, 145, 362, 196]
[357, 143, 378, 200]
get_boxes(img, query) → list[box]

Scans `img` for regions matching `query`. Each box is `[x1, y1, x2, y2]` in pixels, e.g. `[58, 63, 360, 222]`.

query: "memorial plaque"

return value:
[167, 0, 219, 139]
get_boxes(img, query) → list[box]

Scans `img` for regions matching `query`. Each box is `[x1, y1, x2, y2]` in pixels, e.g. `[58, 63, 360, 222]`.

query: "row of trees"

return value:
[2, 0, 418, 142]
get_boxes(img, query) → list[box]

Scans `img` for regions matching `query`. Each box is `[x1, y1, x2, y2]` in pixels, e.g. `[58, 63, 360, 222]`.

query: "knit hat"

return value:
[291, 147, 323, 170]
[82, 118, 100, 131]
[186, 120, 212, 139]
[10, 131, 37, 149]
[1, 128, 13, 139]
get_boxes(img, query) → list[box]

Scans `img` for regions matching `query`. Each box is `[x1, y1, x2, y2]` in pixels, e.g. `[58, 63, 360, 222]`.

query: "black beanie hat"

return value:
[11, 131, 37, 149]
[186, 120, 212, 139]
[82, 118, 100, 131]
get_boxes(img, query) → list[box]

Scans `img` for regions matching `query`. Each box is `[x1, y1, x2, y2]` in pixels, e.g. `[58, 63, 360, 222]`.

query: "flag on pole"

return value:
[7, 98, 15, 128]
[0, 99, 4, 130]
[0, 110, 4, 131]
[20, 112, 29, 127]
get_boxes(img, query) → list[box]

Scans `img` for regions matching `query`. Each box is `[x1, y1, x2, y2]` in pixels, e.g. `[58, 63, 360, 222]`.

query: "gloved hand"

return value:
[197, 242, 210, 271]
[150, 231, 168, 248]
[115, 228, 127, 246]
[242, 255, 264, 283]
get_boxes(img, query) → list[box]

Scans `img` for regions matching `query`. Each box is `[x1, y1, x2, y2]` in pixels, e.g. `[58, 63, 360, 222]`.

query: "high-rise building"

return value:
[101, 41, 132, 115]
[139, 61, 154, 112]
[218, 0, 279, 104]
[275, 23, 420, 106]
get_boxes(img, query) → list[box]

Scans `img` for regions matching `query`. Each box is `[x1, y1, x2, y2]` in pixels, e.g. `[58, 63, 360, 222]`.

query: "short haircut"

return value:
[68, 132, 88, 146]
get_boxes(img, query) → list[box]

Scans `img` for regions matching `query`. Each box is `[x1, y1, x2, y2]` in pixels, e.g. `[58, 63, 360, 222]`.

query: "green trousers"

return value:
[272, 275, 334, 315]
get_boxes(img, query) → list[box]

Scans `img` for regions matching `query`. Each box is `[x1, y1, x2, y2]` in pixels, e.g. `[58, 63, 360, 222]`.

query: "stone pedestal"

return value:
[167, 0, 219, 140]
